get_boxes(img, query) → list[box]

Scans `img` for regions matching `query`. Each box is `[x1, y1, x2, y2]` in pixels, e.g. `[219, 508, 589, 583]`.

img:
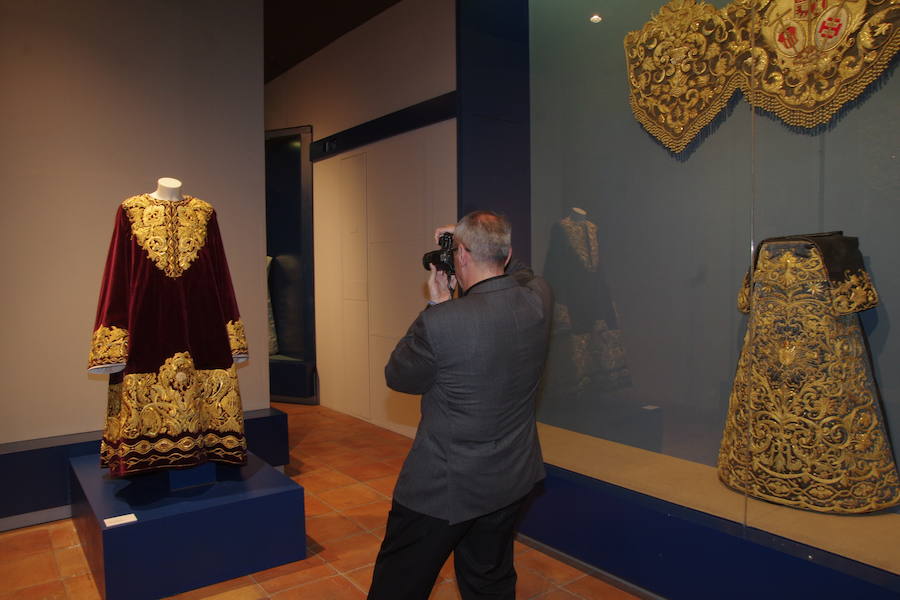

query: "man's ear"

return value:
[504, 247, 513, 268]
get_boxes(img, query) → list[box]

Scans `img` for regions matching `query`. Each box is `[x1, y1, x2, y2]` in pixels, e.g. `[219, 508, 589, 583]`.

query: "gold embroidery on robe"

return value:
[570, 321, 630, 391]
[625, 0, 900, 152]
[737, 271, 752, 313]
[101, 351, 246, 475]
[227, 319, 248, 356]
[718, 241, 900, 513]
[122, 194, 214, 278]
[88, 325, 129, 369]
[559, 217, 601, 272]
[831, 268, 878, 314]
[553, 303, 572, 330]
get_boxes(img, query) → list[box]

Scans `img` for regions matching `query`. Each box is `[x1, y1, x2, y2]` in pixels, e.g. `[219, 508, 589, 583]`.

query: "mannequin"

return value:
[543, 205, 630, 395]
[86, 177, 184, 376]
[149, 177, 183, 201]
[569, 206, 587, 221]
[146, 177, 247, 363]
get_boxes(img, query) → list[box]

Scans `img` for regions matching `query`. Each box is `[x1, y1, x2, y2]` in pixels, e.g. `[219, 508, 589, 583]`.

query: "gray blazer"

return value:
[386, 263, 552, 524]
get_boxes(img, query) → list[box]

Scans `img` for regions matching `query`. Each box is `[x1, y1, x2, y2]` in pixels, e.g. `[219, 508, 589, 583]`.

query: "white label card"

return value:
[104, 513, 138, 527]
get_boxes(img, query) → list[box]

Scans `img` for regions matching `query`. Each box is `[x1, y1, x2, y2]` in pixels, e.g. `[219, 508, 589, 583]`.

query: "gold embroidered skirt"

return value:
[717, 239, 900, 513]
[101, 352, 247, 476]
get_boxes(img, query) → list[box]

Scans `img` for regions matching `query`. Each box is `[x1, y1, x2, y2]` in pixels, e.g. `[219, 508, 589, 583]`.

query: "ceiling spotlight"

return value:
[590, 14, 602, 23]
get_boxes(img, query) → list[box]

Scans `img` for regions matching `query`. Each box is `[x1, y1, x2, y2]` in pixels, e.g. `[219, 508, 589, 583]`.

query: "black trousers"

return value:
[367, 497, 527, 600]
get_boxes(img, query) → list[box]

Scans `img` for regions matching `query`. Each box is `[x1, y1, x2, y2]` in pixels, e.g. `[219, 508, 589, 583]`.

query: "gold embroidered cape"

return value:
[88, 194, 249, 476]
[625, 0, 900, 153]
[718, 232, 900, 513]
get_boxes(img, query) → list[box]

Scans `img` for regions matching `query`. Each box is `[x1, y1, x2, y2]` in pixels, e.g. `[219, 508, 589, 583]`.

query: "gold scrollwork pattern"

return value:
[737, 271, 752, 313]
[122, 194, 214, 278]
[718, 241, 900, 513]
[88, 325, 129, 369]
[101, 351, 246, 476]
[625, 0, 900, 152]
[572, 320, 631, 392]
[625, 0, 745, 153]
[831, 268, 878, 314]
[559, 217, 601, 272]
[227, 319, 249, 356]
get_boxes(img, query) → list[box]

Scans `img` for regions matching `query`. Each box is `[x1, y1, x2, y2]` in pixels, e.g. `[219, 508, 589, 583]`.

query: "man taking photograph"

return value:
[368, 210, 553, 600]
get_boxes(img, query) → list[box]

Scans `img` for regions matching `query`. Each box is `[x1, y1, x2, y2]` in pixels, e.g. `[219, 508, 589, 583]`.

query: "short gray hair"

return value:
[454, 211, 511, 267]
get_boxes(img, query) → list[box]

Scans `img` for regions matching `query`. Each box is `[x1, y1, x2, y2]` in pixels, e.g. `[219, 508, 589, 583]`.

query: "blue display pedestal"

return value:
[70, 453, 305, 600]
[168, 460, 216, 490]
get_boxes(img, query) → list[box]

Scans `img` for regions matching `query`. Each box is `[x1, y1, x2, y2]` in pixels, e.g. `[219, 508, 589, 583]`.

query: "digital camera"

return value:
[422, 232, 455, 275]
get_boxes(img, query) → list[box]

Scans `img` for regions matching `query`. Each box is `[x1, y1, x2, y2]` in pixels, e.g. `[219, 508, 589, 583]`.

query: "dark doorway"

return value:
[265, 126, 317, 403]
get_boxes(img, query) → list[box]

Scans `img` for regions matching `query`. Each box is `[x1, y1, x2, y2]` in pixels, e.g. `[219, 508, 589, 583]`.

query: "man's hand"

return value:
[434, 224, 456, 244]
[428, 264, 456, 304]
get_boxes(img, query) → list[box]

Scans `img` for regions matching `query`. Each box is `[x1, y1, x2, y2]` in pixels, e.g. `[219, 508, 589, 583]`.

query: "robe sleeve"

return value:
[88, 206, 131, 374]
[207, 212, 249, 362]
[737, 270, 751, 314]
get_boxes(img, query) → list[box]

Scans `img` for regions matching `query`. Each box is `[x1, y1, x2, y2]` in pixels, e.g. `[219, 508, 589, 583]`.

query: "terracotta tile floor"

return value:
[0, 403, 642, 600]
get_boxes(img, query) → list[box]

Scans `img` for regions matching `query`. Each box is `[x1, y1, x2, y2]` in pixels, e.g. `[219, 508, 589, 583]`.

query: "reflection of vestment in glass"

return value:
[718, 233, 899, 513]
[88, 195, 248, 477]
[543, 213, 630, 393]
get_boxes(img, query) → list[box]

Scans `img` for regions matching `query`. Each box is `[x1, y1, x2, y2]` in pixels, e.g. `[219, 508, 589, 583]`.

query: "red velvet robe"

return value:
[88, 194, 248, 476]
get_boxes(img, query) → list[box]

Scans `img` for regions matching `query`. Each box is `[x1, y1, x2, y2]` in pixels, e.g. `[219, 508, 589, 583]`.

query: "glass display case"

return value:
[529, 0, 900, 580]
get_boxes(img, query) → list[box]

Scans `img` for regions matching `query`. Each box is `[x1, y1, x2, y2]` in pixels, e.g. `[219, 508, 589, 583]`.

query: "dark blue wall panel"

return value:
[244, 408, 290, 468]
[0, 408, 289, 521]
[309, 92, 456, 162]
[457, 0, 531, 262]
[0, 434, 98, 519]
[519, 465, 900, 600]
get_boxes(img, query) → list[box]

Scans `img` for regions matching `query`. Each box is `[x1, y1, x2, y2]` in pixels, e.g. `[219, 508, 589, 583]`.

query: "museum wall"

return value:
[0, 0, 267, 444]
[264, 0, 457, 435]
[264, 0, 455, 136]
[313, 123, 457, 436]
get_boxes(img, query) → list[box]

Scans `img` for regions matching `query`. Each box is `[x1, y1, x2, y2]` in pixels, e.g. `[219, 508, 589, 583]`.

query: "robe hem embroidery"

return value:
[101, 351, 246, 477]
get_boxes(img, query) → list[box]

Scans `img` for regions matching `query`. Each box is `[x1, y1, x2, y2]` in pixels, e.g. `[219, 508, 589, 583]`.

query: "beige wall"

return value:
[264, 0, 455, 135]
[315, 122, 457, 436]
[264, 0, 457, 435]
[0, 1, 267, 444]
